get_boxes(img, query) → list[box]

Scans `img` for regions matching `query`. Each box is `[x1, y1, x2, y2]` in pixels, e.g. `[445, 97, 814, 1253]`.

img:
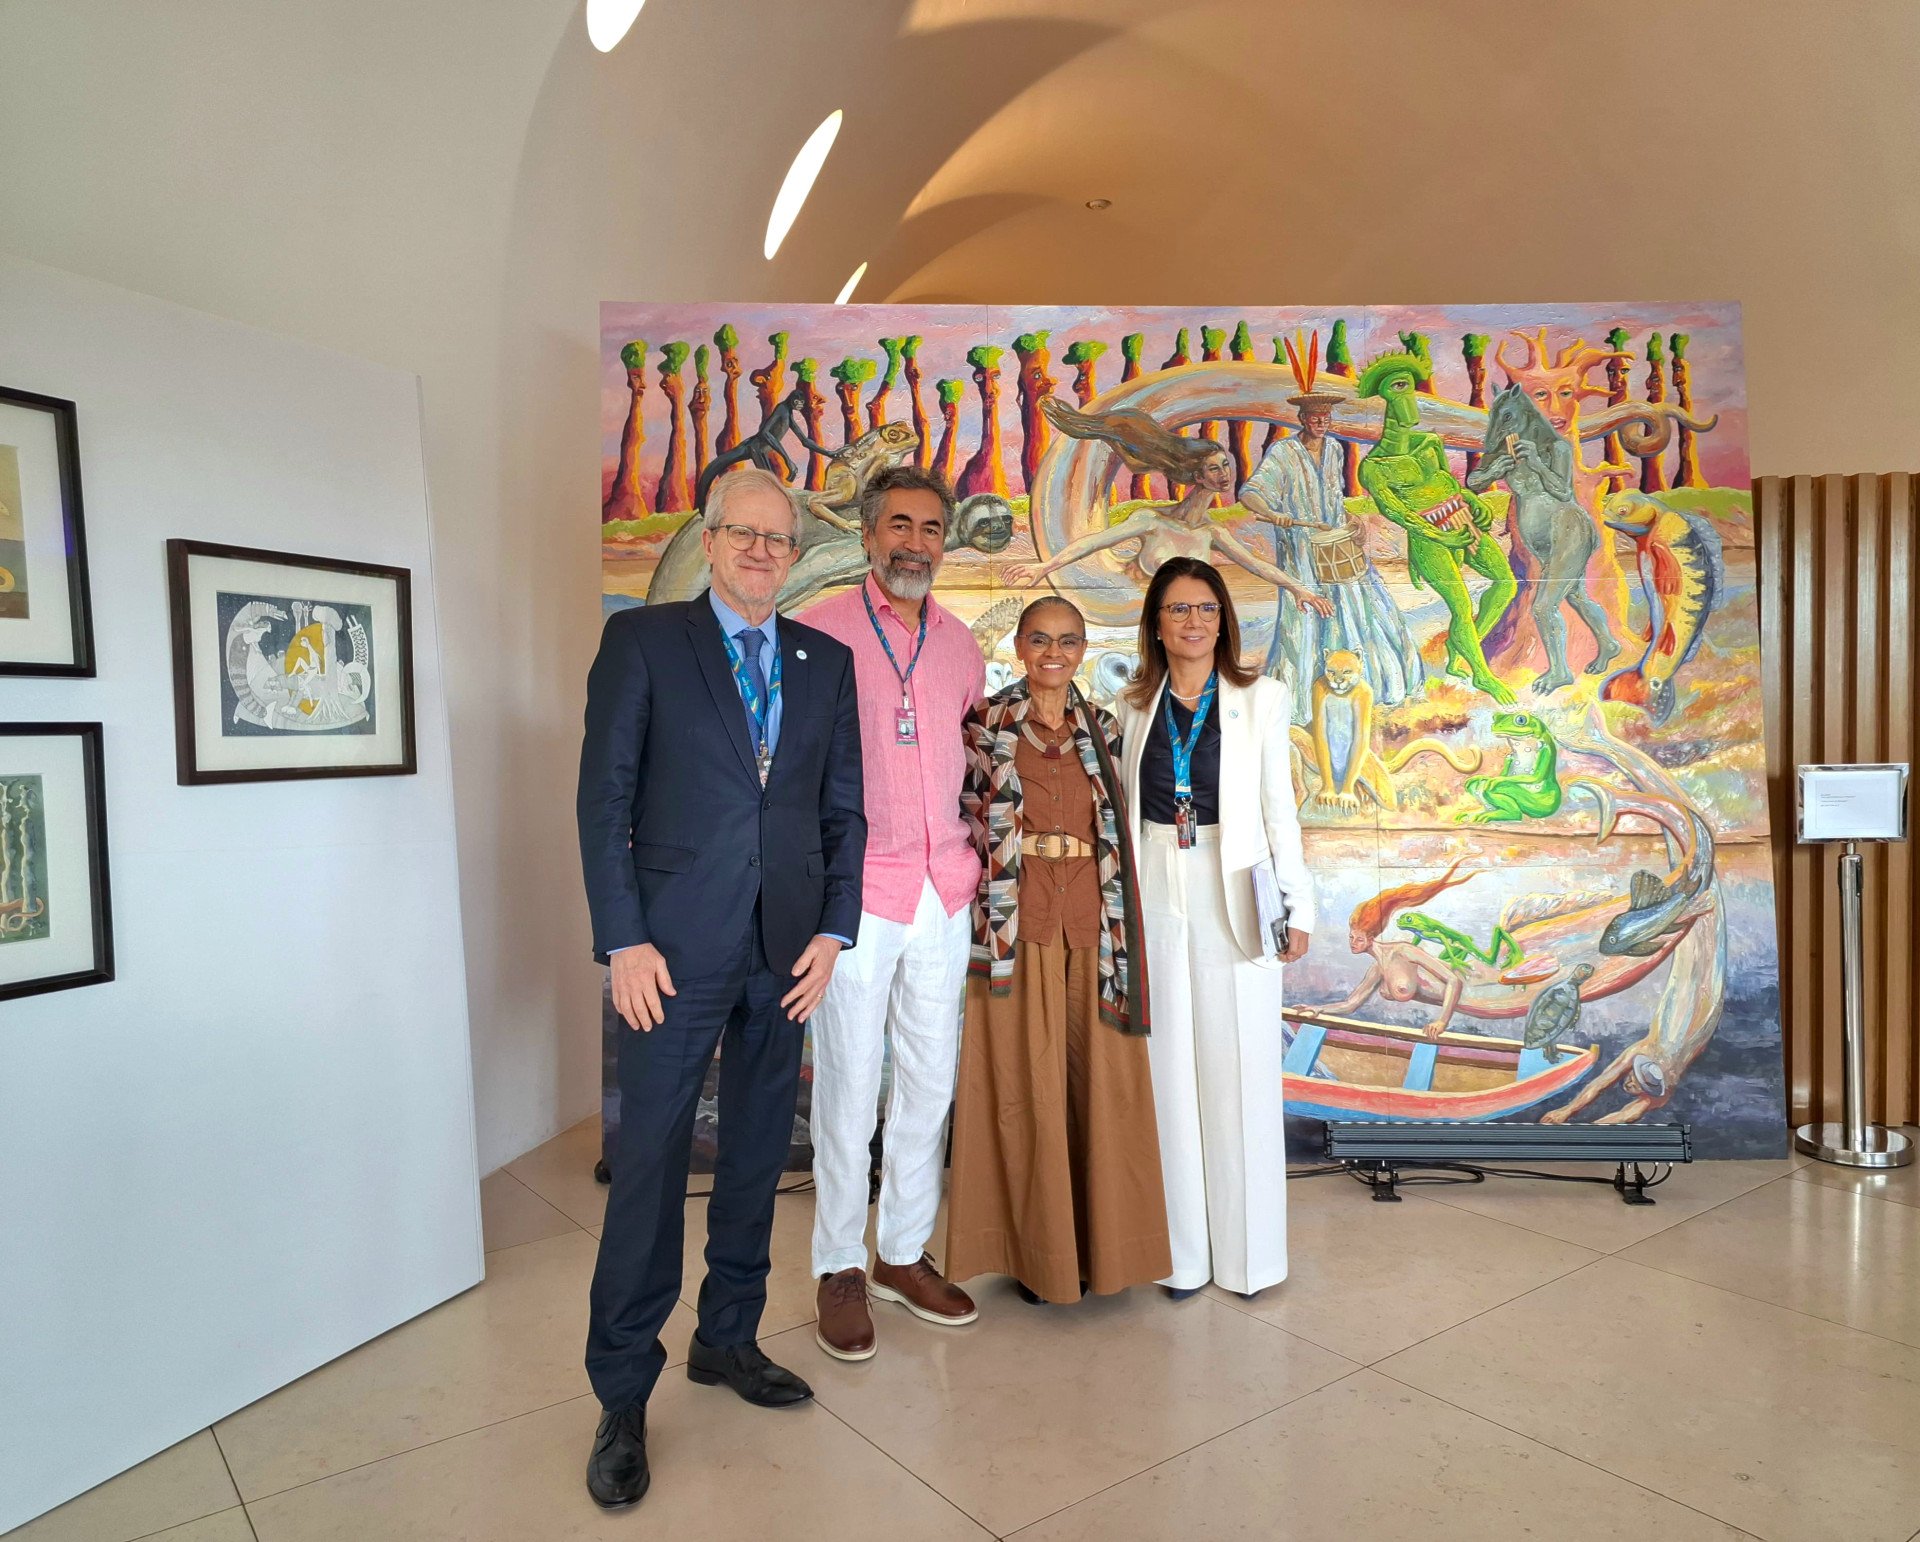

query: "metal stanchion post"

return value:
[1794, 838, 1914, 1168]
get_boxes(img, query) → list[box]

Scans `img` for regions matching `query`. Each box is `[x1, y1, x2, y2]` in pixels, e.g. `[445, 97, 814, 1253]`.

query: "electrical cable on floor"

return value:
[658, 1162, 1674, 1202]
[1287, 1160, 1676, 1194]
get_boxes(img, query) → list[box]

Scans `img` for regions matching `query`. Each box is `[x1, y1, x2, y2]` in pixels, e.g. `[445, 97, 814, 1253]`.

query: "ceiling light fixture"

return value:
[765, 110, 844, 261]
[1085, 198, 1112, 210]
[834, 262, 869, 305]
[585, 0, 647, 52]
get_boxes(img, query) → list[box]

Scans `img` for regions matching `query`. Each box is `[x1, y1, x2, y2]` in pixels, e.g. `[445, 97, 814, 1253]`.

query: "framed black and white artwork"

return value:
[0, 723, 112, 1002]
[166, 540, 417, 785]
[0, 386, 95, 676]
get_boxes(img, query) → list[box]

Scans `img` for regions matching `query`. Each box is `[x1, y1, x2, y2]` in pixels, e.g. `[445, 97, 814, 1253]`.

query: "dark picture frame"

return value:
[0, 722, 113, 1002]
[0, 386, 96, 677]
[165, 539, 418, 785]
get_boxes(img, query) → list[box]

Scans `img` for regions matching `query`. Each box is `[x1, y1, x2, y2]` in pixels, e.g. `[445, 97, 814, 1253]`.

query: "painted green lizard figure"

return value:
[1461, 709, 1562, 823]
[1357, 348, 1517, 704]
[1398, 911, 1523, 970]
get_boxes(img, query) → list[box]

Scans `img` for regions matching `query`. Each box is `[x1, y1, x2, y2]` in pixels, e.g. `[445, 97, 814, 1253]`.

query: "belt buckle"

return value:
[1035, 832, 1066, 860]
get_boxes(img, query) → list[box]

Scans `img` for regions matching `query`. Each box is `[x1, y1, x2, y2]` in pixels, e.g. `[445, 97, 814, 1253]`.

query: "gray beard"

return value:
[876, 555, 934, 602]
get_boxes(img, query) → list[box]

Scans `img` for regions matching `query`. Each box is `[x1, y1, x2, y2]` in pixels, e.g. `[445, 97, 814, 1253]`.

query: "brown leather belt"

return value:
[1020, 832, 1094, 860]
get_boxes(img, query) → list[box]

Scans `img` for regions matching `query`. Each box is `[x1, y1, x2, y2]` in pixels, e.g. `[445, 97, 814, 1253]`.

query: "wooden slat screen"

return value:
[1756, 472, 1919, 1126]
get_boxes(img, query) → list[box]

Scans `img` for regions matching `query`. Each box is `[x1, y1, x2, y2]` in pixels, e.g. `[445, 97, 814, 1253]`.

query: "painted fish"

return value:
[1599, 496, 1724, 726]
[1595, 788, 1716, 957]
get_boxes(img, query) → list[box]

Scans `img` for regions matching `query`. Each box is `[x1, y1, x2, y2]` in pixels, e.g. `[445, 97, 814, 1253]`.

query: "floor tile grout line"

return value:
[1000, 1364, 1378, 1539]
[800, 1384, 1003, 1540]
[1603, 1249, 1920, 1354]
[1366, 1361, 1772, 1540]
[206, 1425, 259, 1540]
[1192, 1215, 1605, 1364]
[495, 1164, 590, 1236]
[229, 1389, 604, 1509]
[1351, 1253, 1618, 1371]
[1412, 1167, 1802, 1255]
[1788, 1165, 1920, 1212]
[124, 1509, 257, 1542]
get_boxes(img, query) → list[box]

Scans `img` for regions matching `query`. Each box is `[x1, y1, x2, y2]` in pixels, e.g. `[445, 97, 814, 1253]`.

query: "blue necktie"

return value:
[737, 627, 769, 738]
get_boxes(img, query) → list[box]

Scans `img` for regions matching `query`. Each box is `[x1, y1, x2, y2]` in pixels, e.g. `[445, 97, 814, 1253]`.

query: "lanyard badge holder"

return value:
[1164, 672, 1218, 850]
[721, 631, 783, 787]
[863, 584, 929, 748]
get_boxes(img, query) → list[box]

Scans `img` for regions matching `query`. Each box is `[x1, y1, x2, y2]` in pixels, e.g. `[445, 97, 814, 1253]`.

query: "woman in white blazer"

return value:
[1115, 557, 1317, 1299]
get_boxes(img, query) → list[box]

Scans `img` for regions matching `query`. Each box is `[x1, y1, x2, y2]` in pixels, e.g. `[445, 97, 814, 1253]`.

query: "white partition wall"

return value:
[0, 255, 481, 1530]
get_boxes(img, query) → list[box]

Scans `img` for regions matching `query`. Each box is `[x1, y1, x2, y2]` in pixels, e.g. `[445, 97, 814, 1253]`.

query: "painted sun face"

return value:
[1532, 384, 1576, 430]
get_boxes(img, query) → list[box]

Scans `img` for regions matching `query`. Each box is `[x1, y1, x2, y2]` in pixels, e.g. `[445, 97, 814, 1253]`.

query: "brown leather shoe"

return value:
[870, 1254, 979, 1326]
[814, 1268, 877, 1361]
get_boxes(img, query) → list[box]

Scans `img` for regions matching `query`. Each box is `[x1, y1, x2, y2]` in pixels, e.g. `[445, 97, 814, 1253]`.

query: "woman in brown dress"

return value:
[946, 596, 1171, 1304]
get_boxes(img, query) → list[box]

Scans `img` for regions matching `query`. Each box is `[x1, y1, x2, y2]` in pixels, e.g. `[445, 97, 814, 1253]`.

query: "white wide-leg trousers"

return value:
[808, 877, 970, 1278]
[1140, 823, 1290, 1294]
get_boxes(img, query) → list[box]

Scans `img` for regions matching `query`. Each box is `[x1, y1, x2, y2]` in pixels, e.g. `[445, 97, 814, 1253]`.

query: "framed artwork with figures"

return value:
[0, 723, 112, 1002]
[0, 385, 95, 676]
[165, 539, 417, 785]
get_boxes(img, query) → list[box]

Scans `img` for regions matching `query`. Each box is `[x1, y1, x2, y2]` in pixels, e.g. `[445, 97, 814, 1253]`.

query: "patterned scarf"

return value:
[961, 678, 1150, 1035]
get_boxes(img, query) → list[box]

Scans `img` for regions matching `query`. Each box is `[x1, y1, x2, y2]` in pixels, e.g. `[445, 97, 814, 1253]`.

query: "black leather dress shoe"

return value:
[686, 1335, 813, 1407]
[586, 1405, 650, 1510]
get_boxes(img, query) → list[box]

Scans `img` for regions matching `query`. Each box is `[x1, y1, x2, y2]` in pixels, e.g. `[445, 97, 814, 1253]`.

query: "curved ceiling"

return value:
[544, 0, 1920, 470]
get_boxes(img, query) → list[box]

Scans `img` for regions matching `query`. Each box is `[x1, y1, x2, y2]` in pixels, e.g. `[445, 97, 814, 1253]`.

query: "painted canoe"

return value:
[1281, 1008, 1598, 1123]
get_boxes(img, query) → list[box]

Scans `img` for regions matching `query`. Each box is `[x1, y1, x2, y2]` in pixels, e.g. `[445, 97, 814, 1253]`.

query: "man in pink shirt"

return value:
[800, 464, 986, 1361]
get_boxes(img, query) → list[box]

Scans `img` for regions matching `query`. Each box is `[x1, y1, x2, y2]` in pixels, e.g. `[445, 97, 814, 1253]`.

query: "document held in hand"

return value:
[1252, 857, 1292, 960]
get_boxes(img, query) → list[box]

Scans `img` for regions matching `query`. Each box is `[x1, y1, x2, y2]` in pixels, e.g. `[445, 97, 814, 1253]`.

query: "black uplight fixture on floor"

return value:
[1319, 1120, 1692, 1204]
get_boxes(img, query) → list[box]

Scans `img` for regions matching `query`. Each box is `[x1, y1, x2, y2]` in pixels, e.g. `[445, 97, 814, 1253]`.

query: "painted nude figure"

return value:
[1003, 399, 1335, 623]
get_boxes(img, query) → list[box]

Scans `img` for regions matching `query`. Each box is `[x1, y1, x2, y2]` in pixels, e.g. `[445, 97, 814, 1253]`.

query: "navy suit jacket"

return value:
[577, 595, 866, 977]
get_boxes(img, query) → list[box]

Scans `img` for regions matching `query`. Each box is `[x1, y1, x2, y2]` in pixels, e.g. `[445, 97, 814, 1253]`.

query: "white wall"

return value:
[0, 256, 481, 1531]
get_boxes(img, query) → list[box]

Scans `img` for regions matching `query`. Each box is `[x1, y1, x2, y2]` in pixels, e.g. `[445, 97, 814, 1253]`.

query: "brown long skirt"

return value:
[945, 937, 1172, 1303]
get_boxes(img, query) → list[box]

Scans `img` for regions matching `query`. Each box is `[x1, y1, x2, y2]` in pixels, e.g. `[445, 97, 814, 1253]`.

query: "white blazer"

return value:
[1117, 673, 1317, 966]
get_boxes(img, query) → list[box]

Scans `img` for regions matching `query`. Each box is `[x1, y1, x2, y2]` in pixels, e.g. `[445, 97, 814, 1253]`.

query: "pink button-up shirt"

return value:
[801, 576, 986, 924]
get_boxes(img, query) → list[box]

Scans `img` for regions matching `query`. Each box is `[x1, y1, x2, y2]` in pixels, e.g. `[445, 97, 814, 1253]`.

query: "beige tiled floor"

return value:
[13, 1115, 1920, 1542]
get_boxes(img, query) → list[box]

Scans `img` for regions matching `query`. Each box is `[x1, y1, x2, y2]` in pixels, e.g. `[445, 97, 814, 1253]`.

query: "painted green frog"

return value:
[1460, 710, 1562, 824]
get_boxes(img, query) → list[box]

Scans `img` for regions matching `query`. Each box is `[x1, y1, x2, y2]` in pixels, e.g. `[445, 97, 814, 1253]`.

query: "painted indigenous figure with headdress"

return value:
[1239, 332, 1423, 724]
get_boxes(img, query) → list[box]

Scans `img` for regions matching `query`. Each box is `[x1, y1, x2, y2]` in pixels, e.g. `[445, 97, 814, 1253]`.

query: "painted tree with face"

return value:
[656, 342, 694, 513]
[958, 344, 1009, 498]
[603, 339, 651, 521]
[714, 324, 743, 452]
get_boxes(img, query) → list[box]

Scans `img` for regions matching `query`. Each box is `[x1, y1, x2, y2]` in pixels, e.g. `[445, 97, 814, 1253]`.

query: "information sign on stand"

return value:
[1793, 764, 1914, 1168]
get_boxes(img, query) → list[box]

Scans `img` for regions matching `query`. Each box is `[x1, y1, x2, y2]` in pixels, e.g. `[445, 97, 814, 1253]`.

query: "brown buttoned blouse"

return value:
[1013, 720, 1102, 949]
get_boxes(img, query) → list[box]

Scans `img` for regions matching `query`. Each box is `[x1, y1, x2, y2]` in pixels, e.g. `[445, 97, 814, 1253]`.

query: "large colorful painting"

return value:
[599, 302, 1782, 1159]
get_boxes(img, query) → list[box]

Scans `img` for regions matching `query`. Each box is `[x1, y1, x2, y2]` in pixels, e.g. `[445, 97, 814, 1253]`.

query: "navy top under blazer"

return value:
[576, 593, 867, 977]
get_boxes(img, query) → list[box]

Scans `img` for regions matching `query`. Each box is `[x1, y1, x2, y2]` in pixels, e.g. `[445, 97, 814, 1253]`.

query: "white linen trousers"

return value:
[1118, 674, 1317, 1297]
[1140, 822, 1291, 1293]
[808, 877, 970, 1277]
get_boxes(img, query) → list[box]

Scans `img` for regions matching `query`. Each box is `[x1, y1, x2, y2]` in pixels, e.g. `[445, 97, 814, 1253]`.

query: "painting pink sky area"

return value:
[600, 301, 1748, 499]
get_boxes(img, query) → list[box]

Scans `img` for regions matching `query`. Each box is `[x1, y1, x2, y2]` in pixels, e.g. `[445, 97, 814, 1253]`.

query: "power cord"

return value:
[1287, 1159, 1676, 1194]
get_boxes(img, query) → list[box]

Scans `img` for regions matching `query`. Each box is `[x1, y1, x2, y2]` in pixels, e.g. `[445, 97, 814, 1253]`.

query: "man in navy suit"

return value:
[576, 466, 866, 1510]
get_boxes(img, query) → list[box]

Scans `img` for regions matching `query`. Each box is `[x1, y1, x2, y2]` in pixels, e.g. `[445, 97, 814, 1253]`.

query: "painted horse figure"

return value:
[1466, 385, 1621, 693]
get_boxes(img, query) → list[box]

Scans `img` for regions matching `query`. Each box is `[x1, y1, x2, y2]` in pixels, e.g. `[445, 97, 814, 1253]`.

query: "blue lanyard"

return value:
[1161, 672, 1217, 799]
[719, 627, 783, 751]
[861, 583, 928, 705]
